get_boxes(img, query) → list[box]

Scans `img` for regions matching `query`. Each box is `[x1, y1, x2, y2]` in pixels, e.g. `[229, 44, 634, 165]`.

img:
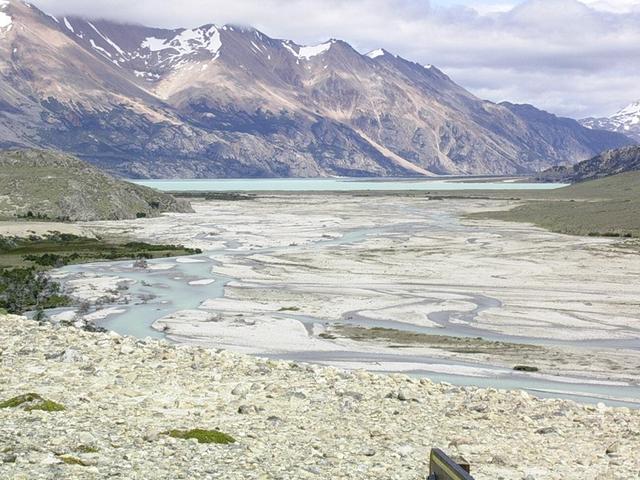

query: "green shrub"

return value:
[0, 267, 70, 314]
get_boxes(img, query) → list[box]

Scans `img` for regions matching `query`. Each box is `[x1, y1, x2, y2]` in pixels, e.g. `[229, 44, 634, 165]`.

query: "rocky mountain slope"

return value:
[581, 101, 640, 142]
[0, 149, 192, 220]
[0, 0, 633, 178]
[535, 145, 640, 183]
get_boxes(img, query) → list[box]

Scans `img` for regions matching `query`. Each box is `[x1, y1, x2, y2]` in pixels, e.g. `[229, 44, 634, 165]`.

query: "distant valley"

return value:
[0, 0, 634, 178]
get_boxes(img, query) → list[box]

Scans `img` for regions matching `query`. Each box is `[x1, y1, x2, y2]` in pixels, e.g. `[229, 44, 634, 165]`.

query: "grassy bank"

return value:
[0, 232, 202, 314]
[0, 232, 201, 270]
[469, 172, 640, 238]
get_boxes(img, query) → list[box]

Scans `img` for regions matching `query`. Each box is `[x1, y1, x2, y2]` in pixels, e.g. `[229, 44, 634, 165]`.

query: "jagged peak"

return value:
[614, 100, 640, 120]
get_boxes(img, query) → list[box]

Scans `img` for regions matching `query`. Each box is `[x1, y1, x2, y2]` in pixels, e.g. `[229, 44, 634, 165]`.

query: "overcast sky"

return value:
[32, 0, 640, 118]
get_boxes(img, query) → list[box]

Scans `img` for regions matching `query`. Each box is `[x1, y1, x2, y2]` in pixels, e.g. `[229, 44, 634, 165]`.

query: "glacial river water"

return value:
[53, 213, 640, 409]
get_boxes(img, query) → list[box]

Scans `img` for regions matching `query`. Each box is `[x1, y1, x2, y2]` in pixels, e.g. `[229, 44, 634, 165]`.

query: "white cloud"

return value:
[579, 0, 640, 12]
[31, 0, 640, 118]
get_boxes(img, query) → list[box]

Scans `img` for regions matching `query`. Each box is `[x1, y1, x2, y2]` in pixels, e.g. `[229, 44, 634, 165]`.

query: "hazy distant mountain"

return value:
[581, 101, 640, 142]
[0, 0, 633, 178]
[536, 146, 640, 183]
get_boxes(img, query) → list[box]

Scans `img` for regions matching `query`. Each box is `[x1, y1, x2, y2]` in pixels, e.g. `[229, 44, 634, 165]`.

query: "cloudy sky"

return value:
[33, 0, 640, 118]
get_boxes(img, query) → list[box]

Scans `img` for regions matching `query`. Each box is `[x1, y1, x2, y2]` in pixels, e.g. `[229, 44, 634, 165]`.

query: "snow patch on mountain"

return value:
[298, 41, 332, 59]
[141, 36, 166, 52]
[0, 0, 12, 29]
[283, 40, 333, 60]
[90, 38, 111, 58]
[142, 26, 222, 57]
[63, 16, 74, 33]
[366, 49, 385, 59]
[88, 21, 126, 57]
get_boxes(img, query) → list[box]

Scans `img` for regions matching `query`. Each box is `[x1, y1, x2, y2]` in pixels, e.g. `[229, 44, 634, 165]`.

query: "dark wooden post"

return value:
[428, 448, 475, 480]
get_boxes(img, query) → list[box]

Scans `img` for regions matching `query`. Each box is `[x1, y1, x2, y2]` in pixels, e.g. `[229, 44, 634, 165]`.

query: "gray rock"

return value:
[238, 405, 258, 415]
[232, 383, 251, 396]
[535, 426, 558, 434]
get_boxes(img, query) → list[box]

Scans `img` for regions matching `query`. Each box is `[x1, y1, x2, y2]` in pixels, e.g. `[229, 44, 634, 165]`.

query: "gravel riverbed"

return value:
[1, 315, 639, 479]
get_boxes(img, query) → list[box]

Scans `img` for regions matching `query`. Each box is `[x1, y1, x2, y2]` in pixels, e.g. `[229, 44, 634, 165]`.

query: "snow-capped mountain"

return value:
[0, 0, 633, 178]
[581, 101, 640, 142]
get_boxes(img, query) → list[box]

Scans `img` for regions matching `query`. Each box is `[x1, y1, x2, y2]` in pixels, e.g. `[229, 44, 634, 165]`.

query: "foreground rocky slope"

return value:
[536, 145, 640, 183]
[0, 314, 638, 479]
[0, 0, 632, 177]
[0, 149, 192, 221]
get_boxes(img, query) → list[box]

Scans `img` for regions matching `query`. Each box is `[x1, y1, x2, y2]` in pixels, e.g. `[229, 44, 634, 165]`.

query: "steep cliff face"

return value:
[0, 0, 633, 178]
[0, 149, 192, 220]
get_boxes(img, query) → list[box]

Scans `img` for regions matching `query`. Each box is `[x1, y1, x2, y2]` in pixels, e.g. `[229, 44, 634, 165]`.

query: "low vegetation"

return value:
[172, 192, 255, 201]
[0, 393, 65, 412]
[0, 232, 202, 315]
[513, 365, 540, 372]
[59, 456, 89, 466]
[326, 325, 543, 356]
[470, 172, 640, 238]
[164, 429, 236, 444]
[0, 267, 71, 314]
[0, 149, 192, 221]
[0, 232, 202, 270]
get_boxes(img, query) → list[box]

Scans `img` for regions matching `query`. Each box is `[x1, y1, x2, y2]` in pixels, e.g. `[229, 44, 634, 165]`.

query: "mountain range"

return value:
[580, 101, 640, 143]
[0, 0, 634, 178]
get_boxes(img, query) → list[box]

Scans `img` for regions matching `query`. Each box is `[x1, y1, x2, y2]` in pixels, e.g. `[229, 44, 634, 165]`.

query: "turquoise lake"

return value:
[131, 177, 567, 192]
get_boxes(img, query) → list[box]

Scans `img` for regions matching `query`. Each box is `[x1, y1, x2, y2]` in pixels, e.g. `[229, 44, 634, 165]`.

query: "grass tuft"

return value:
[60, 456, 87, 466]
[75, 445, 99, 453]
[164, 428, 236, 444]
[0, 393, 65, 411]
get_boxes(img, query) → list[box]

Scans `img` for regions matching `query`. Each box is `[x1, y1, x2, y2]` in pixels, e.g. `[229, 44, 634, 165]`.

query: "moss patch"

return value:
[164, 428, 236, 444]
[0, 393, 65, 412]
[59, 455, 88, 466]
[75, 445, 99, 454]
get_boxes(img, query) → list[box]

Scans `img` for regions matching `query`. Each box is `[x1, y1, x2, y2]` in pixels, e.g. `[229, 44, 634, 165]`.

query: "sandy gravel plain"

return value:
[49, 194, 640, 406]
